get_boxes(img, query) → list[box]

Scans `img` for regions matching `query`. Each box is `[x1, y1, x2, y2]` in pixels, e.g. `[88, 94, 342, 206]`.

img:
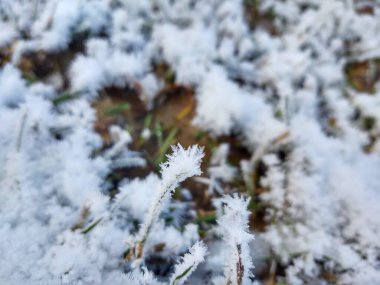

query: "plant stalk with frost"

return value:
[169, 241, 207, 285]
[16, 111, 28, 152]
[217, 194, 254, 285]
[133, 144, 204, 259]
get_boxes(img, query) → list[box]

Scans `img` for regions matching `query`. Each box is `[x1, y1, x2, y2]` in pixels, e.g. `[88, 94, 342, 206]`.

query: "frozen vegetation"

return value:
[1, 0, 380, 284]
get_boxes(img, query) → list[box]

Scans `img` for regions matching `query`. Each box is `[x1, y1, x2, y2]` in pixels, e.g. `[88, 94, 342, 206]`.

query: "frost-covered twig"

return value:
[133, 144, 204, 258]
[169, 241, 207, 285]
[16, 111, 27, 152]
[217, 194, 254, 285]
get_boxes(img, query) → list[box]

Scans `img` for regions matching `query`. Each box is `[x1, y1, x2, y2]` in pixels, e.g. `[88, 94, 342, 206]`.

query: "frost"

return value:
[135, 144, 204, 259]
[215, 195, 255, 285]
[194, 67, 286, 147]
[160, 144, 204, 189]
[69, 39, 148, 99]
[8, 0, 109, 60]
[169, 241, 207, 285]
[0, 64, 26, 107]
[0, 21, 17, 47]
[2, 0, 380, 283]
[197, 143, 237, 194]
[116, 174, 159, 222]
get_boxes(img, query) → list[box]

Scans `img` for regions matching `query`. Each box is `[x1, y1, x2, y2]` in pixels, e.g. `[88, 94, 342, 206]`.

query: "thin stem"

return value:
[236, 244, 244, 285]
[16, 112, 27, 152]
[134, 182, 173, 258]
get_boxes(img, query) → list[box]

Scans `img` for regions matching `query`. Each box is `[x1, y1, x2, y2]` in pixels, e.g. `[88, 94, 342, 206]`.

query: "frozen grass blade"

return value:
[133, 144, 204, 258]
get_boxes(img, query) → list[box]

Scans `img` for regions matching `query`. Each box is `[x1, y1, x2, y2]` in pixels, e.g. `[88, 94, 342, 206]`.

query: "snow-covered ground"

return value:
[1, 0, 380, 284]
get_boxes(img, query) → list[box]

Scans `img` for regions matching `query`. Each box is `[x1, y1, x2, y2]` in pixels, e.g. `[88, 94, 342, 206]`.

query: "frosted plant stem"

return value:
[235, 244, 244, 285]
[169, 241, 207, 285]
[131, 144, 204, 259]
[134, 178, 177, 258]
[16, 112, 27, 152]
